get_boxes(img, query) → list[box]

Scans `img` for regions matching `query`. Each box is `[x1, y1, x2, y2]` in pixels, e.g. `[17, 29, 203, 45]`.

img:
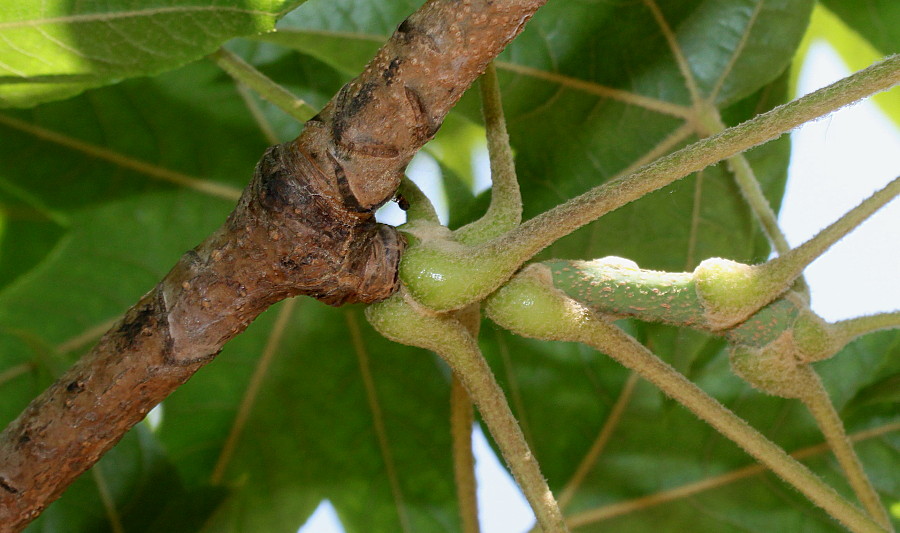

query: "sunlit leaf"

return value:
[0, 0, 306, 107]
[819, 0, 900, 55]
[793, 4, 900, 128]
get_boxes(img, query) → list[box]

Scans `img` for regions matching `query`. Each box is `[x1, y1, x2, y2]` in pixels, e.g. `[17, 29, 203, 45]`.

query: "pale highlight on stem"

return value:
[209, 48, 317, 124]
[799, 377, 893, 530]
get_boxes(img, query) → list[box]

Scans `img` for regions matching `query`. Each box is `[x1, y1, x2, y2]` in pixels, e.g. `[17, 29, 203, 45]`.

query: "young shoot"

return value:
[484, 267, 888, 533]
[399, 57, 900, 313]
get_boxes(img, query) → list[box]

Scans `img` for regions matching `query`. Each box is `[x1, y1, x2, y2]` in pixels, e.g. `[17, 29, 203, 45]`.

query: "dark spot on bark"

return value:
[346, 81, 377, 118]
[183, 249, 203, 268]
[118, 302, 157, 350]
[345, 141, 401, 159]
[280, 257, 299, 271]
[394, 17, 439, 52]
[327, 151, 366, 213]
[259, 168, 295, 212]
[383, 57, 402, 85]
[66, 380, 84, 393]
[404, 86, 439, 140]
[397, 18, 413, 36]
[0, 477, 19, 494]
[405, 86, 427, 119]
[17, 433, 30, 447]
[256, 145, 301, 214]
[156, 290, 176, 365]
[332, 85, 352, 147]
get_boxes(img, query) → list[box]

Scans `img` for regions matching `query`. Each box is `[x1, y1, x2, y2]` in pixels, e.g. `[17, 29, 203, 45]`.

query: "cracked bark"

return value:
[0, 0, 546, 529]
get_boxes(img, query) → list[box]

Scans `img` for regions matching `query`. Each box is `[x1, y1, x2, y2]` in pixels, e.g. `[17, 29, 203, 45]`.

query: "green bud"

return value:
[484, 265, 591, 342]
[365, 290, 464, 352]
[791, 310, 838, 363]
[694, 258, 765, 330]
[729, 334, 816, 399]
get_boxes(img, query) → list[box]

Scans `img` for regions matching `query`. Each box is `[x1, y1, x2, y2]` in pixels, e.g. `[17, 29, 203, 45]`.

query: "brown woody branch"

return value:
[0, 0, 546, 529]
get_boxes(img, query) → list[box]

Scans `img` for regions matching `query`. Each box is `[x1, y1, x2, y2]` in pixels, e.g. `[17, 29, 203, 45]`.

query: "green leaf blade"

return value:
[0, 0, 306, 108]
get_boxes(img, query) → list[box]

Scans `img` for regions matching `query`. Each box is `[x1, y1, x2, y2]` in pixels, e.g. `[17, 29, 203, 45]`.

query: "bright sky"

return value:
[780, 42, 900, 322]
[299, 42, 900, 533]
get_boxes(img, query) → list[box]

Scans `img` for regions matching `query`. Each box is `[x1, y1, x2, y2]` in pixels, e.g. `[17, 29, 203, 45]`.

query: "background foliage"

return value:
[0, 0, 897, 531]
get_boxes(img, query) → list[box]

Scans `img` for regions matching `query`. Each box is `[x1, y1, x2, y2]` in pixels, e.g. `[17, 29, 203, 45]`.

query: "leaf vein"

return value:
[708, 0, 766, 104]
[495, 60, 693, 119]
[0, 6, 277, 31]
[0, 113, 241, 201]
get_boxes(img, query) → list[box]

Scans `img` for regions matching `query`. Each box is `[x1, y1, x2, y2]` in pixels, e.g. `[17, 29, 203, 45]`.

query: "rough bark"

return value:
[0, 0, 546, 529]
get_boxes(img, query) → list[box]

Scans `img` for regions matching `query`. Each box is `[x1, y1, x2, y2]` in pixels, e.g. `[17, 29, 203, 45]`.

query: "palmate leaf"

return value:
[1, 0, 898, 532]
[0, 0, 307, 108]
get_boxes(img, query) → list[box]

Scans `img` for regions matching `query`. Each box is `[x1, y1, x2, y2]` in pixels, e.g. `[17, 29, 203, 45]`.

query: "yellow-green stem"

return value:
[579, 322, 884, 533]
[399, 175, 440, 224]
[441, 325, 566, 532]
[451, 304, 482, 533]
[484, 273, 886, 533]
[404, 56, 900, 313]
[800, 376, 894, 530]
[209, 47, 317, 123]
[492, 56, 900, 266]
[832, 312, 900, 345]
[759, 175, 900, 298]
[455, 62, 522, 245]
